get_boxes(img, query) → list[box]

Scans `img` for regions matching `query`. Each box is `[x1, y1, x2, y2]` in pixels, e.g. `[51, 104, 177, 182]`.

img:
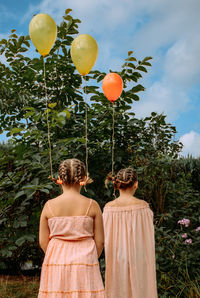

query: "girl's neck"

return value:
[119, 188, 136, 198]
[61, 183, 81, 194]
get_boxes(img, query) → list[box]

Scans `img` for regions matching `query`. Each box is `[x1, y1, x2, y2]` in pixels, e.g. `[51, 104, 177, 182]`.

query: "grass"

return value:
[1, 273, 199, 297]
[0, 275, 39, 298]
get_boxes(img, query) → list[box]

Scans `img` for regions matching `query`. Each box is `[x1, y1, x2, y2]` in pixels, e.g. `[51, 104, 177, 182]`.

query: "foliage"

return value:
[0, 276, 39, 298]
[155, 179, 200, 297]
[0, 8, 199, 297]
[0, 8, 157, 271]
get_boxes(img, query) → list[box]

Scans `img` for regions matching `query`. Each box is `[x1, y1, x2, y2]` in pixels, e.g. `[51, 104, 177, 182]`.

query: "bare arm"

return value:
[39, 202, 50, 253]
[93, 201, 104, 258]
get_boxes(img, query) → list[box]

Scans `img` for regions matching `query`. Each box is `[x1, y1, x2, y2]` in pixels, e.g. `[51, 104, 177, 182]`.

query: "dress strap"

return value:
[85, 199, 93, 216]
[47, 200, 54, 217]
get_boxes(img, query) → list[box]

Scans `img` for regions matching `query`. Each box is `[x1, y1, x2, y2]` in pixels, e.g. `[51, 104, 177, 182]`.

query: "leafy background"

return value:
[0, 10, 199, 297]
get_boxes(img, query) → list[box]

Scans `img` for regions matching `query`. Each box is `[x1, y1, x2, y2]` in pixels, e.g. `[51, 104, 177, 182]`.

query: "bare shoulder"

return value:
[104, 198, 148, 207]
[91, 199, 101, 210]
[42, 195, 62, 217]
[90, 199, 102, 216]
[104, 200, 117, 207]
[132, 198, 148, 205]
[46, 195, 63, 204]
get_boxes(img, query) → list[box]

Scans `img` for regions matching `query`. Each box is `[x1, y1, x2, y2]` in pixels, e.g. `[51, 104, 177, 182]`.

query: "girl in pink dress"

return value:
[103, 168, 157, 298]
[38, 158, 105, 297]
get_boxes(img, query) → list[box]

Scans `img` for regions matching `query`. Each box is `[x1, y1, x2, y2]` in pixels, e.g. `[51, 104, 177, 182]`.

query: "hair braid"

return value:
[57, 158, 92, 186]
[105, 168, 138, 190]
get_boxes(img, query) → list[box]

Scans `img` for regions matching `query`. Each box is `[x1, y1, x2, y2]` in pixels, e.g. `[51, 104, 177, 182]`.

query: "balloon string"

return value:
[112, 103, 115, 176]
[84, 77, 89, 179]
[112, 103, 116, 199]
[43, 56, 53, 178]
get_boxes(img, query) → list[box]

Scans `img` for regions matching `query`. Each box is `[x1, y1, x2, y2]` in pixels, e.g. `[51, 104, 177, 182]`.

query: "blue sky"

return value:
[1, 0, 200, 157]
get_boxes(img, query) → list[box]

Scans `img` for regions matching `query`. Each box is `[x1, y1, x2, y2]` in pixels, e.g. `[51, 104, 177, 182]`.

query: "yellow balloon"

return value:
[71, 34, 98, 76]
[29, 13, 57, 57]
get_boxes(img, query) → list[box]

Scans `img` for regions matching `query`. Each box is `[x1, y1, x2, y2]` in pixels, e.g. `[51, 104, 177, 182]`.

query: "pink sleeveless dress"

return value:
[103, 201, 157, 298]
[38, 199, 105, 297]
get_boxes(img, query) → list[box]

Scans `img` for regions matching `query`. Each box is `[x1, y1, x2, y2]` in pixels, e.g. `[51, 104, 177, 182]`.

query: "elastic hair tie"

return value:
[56, 177, 63, 185]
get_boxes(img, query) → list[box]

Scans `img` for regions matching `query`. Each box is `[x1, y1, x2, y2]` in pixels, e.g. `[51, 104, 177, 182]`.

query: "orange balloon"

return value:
[102, 73, 123, 103]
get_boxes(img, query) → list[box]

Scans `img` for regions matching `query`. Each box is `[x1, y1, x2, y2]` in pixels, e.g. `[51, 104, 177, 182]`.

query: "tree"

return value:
[0, 9, 183, 273]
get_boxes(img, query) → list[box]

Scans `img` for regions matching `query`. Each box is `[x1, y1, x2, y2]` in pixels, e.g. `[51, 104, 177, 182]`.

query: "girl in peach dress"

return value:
[103, 168, 157, 298]
[38, 158, 105, 297]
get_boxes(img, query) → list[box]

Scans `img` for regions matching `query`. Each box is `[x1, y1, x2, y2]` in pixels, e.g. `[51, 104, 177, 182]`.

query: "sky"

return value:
[0, 0, 200, 157]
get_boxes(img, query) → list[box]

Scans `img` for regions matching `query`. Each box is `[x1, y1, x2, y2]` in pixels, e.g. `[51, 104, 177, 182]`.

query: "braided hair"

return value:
[105, 168, 138, 190]
[57, 159, 92, 185]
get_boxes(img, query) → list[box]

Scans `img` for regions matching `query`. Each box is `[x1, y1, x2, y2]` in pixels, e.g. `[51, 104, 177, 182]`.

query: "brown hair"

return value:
[105, 168, 138, 190]
[55, 158, 92, 185]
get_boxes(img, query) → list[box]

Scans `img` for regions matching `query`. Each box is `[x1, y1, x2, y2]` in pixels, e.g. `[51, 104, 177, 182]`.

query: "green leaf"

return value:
[142, 62, 152, 66]
[1, 249, 12, 257]
[10, 34, 18, 39]
[137, 66, 147, 72]
[0, 39, 7, 45]
[131, 84, 145, 93]
[0, 218, 7, 224]
[10, 127, 24, 135]
[24, 111, 35, 119]
[128, 51, 133, 56]
[125, 57, 137, 62]
[20, 221, 27, 227]
[65, 8, 72, 15]
[15, 237, 26, 246]
[127, 94, 140, 101]
[25, 235, 35, 242]
[24, 106, 35, 112]
[63, 109, 71, 119]
[124, 97, 133, 104]
[127, 63, 136, 69]
[33, 112, 42, 122]
[142, 56, 153, 62]
[64, 15, 72, 21]
[48, 102, 57, 109]
[40, 188, 49, 194]
[14, 191, 25, 200]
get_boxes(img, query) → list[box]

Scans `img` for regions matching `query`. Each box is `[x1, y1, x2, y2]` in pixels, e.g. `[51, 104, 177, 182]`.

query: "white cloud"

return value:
[179, 131, 200, 157]
[133, 81, 190, 121]
[164, 38, 200, 87]
[6, 0, 200, 131]
[130, 0, 200, 121]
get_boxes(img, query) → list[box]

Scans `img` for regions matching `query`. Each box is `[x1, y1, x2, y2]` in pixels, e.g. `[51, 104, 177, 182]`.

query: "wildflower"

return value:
[185, 238, 192, 244]
[178, 218, 190, 227]
[181, 233, 187, 239]
[195, 226, 200, 232]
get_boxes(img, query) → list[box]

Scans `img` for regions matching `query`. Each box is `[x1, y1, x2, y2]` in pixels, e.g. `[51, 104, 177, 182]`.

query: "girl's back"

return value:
[46, 192, 96, 218]
[38, 159, 105, 298]
[103, 168, 157, 298]
[103, 202, 157, 298]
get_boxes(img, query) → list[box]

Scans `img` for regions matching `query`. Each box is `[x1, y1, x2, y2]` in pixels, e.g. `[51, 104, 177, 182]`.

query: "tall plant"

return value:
[0, 9, 184, 276]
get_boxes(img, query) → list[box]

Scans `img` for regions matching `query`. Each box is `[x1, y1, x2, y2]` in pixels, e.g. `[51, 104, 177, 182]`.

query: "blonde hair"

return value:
[105, 168, 138, 190]
[58, 158, 92, 185]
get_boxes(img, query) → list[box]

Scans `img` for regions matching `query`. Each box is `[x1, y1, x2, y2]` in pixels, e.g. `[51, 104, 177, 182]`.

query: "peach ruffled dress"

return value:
[103, 201, 157, 298]
[38, 199, 105, 297]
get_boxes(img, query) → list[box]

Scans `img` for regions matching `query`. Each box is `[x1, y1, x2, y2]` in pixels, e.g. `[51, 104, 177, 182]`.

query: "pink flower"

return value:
[181, 233, 187, 239]
[178, 218, 190, 227]
[185, 238, 192, 244]
[195, 226, 200, 232]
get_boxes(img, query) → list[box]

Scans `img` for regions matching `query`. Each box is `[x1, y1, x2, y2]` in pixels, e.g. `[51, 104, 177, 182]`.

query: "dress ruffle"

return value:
[38, 218, 105, 298]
